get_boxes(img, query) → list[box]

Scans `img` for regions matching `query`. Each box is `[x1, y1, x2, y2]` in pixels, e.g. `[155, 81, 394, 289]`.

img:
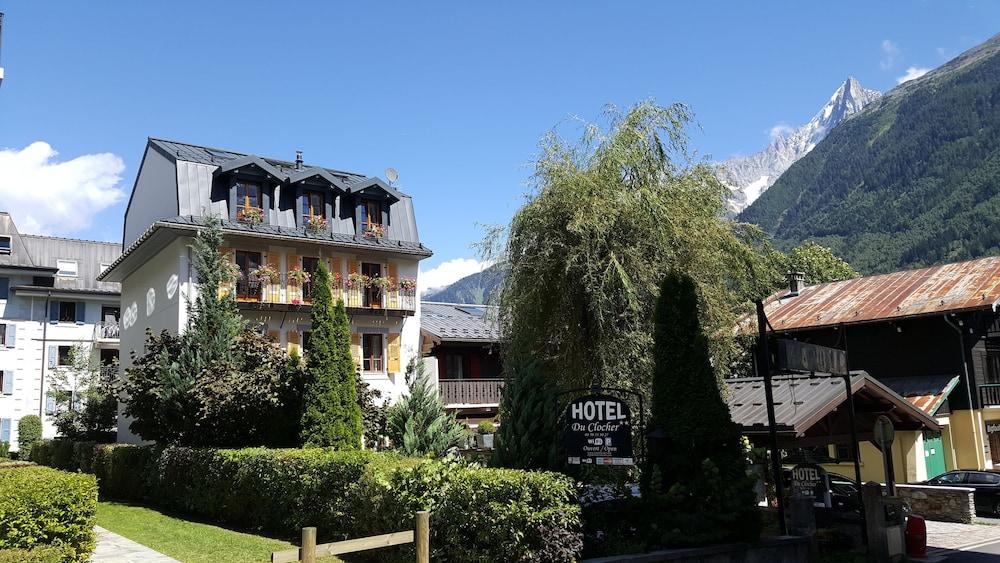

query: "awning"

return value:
[726, 372, 940, 448]
[880, 375, 960, 418]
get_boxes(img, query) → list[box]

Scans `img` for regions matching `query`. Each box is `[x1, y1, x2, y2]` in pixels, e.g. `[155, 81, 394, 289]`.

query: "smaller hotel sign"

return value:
[565, 394, 634, 466]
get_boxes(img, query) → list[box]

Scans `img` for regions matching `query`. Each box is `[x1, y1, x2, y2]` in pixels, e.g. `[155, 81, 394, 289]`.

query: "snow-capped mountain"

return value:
[720, 77, 881, 214]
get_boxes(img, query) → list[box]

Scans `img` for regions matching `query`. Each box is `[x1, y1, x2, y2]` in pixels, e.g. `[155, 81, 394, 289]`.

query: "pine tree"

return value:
[387, 358, 465, 456]
[300, 261, 363, 448]
[491, 358, 560, 470]
[644, 271, 760, 544]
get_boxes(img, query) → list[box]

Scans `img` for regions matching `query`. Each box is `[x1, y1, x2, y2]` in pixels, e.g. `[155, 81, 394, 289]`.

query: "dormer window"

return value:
[302, 191, 325, 220]
[236, 181, 263, 221]
[362, 200, 382, 230]
[0, 236, 10, 255]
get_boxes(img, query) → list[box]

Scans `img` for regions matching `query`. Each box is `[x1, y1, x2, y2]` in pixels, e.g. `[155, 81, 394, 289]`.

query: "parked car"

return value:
[923, 470, 1000, 515]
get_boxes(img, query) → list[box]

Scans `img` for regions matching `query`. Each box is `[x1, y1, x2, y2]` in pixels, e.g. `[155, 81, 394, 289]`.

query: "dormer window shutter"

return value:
[75, 302, 86, 325]
[49, 302, 59, 323]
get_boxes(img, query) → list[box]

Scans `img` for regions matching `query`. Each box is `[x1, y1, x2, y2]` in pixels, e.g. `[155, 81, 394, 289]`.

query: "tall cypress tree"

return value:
[491, 358, 560, 470]
[644, 271, 760, 544]
[300, 261, 363, 448]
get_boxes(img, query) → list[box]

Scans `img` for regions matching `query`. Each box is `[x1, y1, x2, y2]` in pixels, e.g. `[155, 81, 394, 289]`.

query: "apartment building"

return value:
[0, 212, 121, 451]
[99, 138, 432, 443]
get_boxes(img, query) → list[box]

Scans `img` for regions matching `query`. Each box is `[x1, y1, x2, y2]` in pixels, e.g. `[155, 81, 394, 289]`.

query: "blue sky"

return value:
[0, 1, 997, 288]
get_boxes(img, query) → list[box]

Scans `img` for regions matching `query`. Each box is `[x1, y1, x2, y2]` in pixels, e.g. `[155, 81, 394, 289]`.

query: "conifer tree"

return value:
[387, 358, 465, 456]
[300, 261, 363, 448]
[644, 271, 760, 543]
[492, 359, 560, 470]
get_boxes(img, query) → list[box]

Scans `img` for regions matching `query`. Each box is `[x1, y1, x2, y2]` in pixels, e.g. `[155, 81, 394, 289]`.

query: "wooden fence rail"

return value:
[271, 511, 429, 563]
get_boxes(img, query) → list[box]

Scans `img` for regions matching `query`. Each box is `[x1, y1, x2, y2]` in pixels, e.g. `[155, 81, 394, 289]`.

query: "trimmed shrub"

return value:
[72, 441, 97, 474]
[61, 443, 581, 561]
[0, 442, 8, 459]
[29, 441, 52, 467]
[0, 466, 97, 562]
[16, 416, 42, 457]
[0, 545, 76, 563]
[49, 440, 76, 471]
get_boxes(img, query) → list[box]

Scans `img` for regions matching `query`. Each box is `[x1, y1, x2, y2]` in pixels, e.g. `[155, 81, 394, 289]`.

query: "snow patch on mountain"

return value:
[720, 77, 881, 215]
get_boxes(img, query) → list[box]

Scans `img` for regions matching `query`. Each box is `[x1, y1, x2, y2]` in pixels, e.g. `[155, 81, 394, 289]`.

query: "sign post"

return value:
[874, 415, 896, 495]
[564, 394, 635, 466]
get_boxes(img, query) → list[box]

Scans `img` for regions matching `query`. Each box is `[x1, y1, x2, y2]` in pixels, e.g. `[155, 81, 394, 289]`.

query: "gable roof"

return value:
[763, 255, 1000, 333]
[421, 302, 500, 343]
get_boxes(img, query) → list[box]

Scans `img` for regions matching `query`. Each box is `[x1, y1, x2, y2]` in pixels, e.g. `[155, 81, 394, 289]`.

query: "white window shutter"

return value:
[1, 371, 11, 395]
[48, 345, 57, 368]
[5, 324, 15, 348]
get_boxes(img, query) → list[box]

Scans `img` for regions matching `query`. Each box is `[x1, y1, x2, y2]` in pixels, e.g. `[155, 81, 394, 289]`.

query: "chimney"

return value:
[294, 150, 303, 171]
[787, 272, 806, 297]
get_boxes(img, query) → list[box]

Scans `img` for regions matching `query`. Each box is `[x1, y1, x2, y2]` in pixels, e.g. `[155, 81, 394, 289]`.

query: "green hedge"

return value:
[0, 466, 97, 562]
[47, 443, 581, 562]
[0, 545, 76, 563]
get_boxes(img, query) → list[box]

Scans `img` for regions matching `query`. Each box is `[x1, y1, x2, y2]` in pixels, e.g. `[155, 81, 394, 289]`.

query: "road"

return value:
[942, 539, 1000, 562]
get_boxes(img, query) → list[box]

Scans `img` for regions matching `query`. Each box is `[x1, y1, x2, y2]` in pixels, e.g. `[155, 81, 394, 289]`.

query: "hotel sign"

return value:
[775, 339, 848, 376]
[565, 394, 634, 466]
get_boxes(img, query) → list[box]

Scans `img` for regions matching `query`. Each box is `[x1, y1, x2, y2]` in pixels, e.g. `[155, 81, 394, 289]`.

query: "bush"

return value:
[56, 442, 581, 562]
[0, 442, 8, 459]
[0, 466, 97, 562]
[17, 416, 42, 457]
[0, 545, 76, 563]
[476, 420, 495, 435]
[29, 441, 53, 467]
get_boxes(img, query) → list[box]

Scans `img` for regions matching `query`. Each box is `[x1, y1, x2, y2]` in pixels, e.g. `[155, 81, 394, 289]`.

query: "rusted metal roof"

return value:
[726, 372, 940, 437]
[764, 256, 1000, 332]
[880, 375, 960, 417]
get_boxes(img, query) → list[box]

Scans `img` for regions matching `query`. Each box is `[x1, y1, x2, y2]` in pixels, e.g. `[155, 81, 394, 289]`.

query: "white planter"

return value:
[477, 434, 495, 450]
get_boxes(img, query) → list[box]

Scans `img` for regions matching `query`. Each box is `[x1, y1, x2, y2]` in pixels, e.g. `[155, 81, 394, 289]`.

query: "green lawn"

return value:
[97, 501, 341, 563]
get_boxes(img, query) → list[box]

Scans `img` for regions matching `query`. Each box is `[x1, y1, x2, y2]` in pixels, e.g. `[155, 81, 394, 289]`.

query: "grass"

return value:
[97, 501, 342, 563]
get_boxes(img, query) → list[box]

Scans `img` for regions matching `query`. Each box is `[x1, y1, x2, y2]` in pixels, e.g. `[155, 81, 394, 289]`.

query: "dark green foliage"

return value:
[0, 466, 98, 562]
[300, 261, 363, 449]
[387, 358, 465, 456]
[357, 373, 389, 448]
[741, 36, 1000, 274]
[0, 442, 7, 460]
[642, 272, 760, 546]
[44, 442, 582, 562]
[16, 416, 42, 456]
[492, 360, 560, 470]
[784, 241, 859, 284]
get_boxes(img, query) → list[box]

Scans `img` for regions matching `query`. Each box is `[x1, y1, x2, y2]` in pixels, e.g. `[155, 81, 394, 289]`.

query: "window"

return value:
[32, 276, 54, 288]
[56, 259, 78, 277]
[58, 302, 77, 323]
[0, 277, 8, 300]
[930, 472, 966, 485]
[969, 472, 1000, 485]
[362, 262, 382, 307]
[235, 251, 262, 299]
[57, 345, 73, 366]
[0, 325, 5, 346]
[101, 306, 120, 323]
[1, 371, 12, 395]
[236, 181, 263, 219]
[444, 354, 464, 379]
[362, 334, 383, 372]
[0, 235, 11, 255]
[835, 444, 855, 461]
[302, 192, 325, 220]
[362, 200, 382, 229]
[0, 323, 11, 348]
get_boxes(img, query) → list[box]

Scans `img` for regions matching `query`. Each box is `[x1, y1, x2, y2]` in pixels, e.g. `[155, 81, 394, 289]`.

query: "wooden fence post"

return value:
[415, 511, 429, 563]
[302, 527, 317, 563]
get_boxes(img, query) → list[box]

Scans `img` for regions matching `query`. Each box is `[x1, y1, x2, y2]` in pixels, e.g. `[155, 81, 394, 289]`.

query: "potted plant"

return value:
[476, 420, 496, 449]
[364, 223, 387, 238]
[220, 260, 242, 283]
[250, 264, 280, 284]
[332, 272, 344, 290]
[398, 277, 417, 292]
[287, 267, 310, 286]
[370, 276, 392, 292]
[347, 272, 367, 290]
[238, 206, 264, 226]
[306, 215, 328, 233]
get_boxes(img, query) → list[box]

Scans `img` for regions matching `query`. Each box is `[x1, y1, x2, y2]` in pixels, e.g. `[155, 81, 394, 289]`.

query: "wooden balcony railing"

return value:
[980, 384, 1000, 408]
[439, 379, 504, 407]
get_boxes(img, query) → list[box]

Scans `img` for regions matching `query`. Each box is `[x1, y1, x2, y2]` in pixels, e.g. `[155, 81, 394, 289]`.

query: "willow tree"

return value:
[483, 101, 776, 394]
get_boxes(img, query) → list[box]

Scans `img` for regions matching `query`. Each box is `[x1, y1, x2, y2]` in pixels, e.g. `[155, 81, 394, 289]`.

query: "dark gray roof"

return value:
[149, 137, 382, 190]
[725, 373, 940, 436]
[421, 302, 500, 342]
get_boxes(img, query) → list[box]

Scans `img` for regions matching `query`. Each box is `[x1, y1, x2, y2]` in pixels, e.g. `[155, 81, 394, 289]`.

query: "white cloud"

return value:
[768, 123, 795, 140]
[419, 258, 492, 296]
[0, 141, 125, 234]
[880, 39, 901, 69]
[896, 66, 930, 84]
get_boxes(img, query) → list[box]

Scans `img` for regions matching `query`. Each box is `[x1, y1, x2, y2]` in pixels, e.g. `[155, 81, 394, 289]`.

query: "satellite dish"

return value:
[385, 167, 399, 185]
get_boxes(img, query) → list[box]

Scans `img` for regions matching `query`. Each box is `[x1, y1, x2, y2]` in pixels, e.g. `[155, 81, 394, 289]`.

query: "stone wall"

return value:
[896, 484, 975, 523]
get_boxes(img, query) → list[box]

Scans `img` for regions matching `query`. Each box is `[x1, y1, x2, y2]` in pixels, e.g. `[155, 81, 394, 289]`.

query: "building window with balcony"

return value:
[58, 301, 77, 323]
[362, 334, 383, 372]
[362, 263, 382, 307]
[235, 250, 262, 300]
[235, 181, 263, 221]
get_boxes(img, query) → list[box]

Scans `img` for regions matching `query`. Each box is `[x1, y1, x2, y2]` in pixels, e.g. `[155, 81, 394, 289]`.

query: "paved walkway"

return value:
[92, 526, 180, 563]
[927, 519, 1000, 554]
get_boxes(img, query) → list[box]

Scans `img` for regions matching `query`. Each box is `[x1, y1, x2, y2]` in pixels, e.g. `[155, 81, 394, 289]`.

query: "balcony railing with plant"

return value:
[236, 206, 265, 225]
[222, 268, 416, 311]
[305, 215, 328, 233]
[97, 320, 120, 340]
[344, 275, 417, 310]
[363, 223, 386, 238]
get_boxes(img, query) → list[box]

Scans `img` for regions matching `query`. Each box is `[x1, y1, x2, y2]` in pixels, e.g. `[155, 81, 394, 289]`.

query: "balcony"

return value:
[981, 384, 1000, 408]
[439, 379, 504, 408]
[95, 320, 120, 341]
[227, 275, 416, 315]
